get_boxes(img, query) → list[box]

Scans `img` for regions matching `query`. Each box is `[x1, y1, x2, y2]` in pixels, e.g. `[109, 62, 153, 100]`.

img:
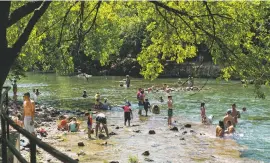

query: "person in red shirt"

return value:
[57, 115, 68, 131]
[85, 112, 93, 138]
[122, 103, 133, 126]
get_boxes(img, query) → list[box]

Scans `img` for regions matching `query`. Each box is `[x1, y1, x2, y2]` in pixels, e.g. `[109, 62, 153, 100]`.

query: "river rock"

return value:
[109, 161, 119, 163]
[180, 137, 185, 140]
[142, 151, 150, 156]
[149, 130, 156, 134]
[170, 126, 178, 131]
[115, 126, 120, 129]
[182, 131, 187, 135]
[77, 150, 86, 156]
[78, 142, 85, 146]
[145, 158, 154, 162]
[36, 108, 42, 112]
[184, 124, 191, 128]
[98, 134, 106, 139]
[109, 132, 117, 135]
[133, 130, 141, 133]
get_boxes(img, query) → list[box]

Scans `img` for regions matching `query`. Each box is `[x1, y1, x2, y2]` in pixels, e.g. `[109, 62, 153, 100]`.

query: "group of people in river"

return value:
[13, 75, 248, 141]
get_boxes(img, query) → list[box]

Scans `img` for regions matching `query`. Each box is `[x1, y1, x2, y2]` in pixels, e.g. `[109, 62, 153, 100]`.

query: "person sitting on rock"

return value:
[82, 90, 88, 98]
[144, 98, 151, 116]
[12, 113, 23, 127]
[225, 121, 235, 134]
[58, 115, 68, 131]
[216, 121, 225, 137]
[95, 112, 109, 138]
[68, 117, 80, 132]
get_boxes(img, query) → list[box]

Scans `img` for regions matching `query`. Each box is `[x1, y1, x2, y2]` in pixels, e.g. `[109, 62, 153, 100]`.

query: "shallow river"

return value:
[8, 73, 270, 162]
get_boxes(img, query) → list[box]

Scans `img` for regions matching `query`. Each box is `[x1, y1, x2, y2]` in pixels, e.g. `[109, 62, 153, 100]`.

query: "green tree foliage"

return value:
[1, 1, 270, 98]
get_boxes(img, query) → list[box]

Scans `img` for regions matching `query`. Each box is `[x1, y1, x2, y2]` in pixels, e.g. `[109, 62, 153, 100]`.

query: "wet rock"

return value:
[109, 161, 119, 163]
[133, 130, 141, 133]
[77, 150, 86, 156]
[190, 129, 195, 133]
[78, 142, 85, 147]
[109, 132, 117, 135]
[115, 126, 120, 129]
[98, 134, 106, 139]
[149, 130, 156, 135]
[180, 127, 185, 130]
[66, 149, 71, 152]
[200, 133, 205, 135]
[170, 126, 178, 131]
[180, 138, 185, 140]
[35, 108, 42, 112]
[184, 124, 191, 128]
[142, 151, 150, 156]
[132, 124, 140, 127]
[101, 141, 108, 146]
[47, 159, 51, 162]
[145, 158, 154, 162]
[110, 124, 115, 126]
[182, 131, 187, 135]
[44, 116, 53, 122]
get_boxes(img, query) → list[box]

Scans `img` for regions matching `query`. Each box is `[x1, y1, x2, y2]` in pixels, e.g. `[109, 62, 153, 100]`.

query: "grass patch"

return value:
[128, 155, 139, 163]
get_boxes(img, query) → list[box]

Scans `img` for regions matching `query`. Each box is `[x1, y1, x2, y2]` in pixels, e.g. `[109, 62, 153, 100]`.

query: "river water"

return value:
[8, 73, 270, 162]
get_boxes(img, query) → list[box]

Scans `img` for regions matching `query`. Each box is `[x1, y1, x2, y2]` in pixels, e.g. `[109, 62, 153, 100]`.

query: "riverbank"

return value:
[9, 102, 260, 163]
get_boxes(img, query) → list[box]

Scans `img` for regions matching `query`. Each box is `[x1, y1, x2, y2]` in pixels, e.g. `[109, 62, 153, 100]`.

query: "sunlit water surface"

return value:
[8, 73, 270, 162]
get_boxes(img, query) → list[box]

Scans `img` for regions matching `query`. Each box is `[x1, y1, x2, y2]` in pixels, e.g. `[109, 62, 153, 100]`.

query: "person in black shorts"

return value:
[95, 112, 109, 138]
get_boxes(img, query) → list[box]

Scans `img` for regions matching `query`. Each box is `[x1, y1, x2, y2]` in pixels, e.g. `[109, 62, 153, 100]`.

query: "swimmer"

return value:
[82, 90, 88, 98]
[159, 96, 164, 103]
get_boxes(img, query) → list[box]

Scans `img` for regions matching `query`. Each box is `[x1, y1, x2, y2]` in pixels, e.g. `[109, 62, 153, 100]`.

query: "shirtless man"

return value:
[223, 110, 235, 129]
[22, 92, 35, 135]
[231, 104, 238, 124]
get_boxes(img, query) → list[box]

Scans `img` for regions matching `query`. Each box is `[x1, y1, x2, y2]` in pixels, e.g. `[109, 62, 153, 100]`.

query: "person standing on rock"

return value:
[12, 79, 17, 101]
[167, 95, 173, 126]
[22, 92, 36, 135]
[95, 112, 109, 138]
[126, 75, 131, 88]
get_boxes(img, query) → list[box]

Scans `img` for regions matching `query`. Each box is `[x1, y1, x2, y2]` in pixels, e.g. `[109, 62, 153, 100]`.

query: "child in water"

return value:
[122, 102, 133, 126]
[144, 98, 151, 116]
[85, 112, 93, 138]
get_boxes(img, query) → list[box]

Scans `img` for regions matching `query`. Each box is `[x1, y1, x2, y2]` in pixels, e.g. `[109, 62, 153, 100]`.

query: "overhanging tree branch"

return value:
[12, 1, 51, 55]
[8, 1, 43, 27]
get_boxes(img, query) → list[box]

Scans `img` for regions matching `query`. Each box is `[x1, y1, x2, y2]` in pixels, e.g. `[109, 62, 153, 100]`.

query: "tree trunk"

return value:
[0, 2, 12, 88]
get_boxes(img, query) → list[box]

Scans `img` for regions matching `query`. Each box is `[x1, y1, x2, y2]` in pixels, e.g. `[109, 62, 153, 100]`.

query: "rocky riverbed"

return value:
[8, 102, 260, 163]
